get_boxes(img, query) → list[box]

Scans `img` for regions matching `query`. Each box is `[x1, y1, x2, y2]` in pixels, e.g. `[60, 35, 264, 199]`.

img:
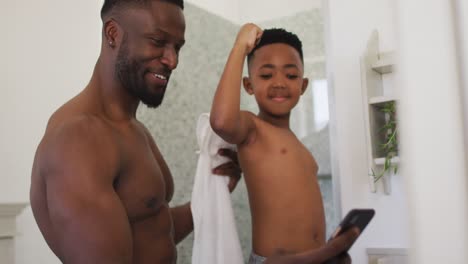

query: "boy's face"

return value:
[244, 43, 308, 118]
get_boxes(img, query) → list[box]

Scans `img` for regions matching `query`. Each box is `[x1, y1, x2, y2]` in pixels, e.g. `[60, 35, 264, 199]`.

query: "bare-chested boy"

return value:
[210, 23, 327, 263]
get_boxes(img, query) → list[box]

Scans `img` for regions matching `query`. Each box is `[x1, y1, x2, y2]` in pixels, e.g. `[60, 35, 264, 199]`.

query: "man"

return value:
[30, 1, 358, 263]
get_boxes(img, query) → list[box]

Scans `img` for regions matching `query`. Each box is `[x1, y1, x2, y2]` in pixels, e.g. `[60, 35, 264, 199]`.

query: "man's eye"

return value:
[151, 38, 166, 47]
[175, 45, 182, 54]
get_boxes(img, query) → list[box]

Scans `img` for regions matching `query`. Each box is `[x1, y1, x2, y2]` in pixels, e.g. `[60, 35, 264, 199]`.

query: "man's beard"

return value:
[115, 38, 166, 108]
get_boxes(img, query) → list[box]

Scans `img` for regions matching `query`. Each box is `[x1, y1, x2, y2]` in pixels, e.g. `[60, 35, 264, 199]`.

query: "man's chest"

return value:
[112, 126, 174, 221]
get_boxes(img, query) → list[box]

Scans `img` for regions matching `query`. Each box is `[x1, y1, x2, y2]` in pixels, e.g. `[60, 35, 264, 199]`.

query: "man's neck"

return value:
[87, 58, 140, 122]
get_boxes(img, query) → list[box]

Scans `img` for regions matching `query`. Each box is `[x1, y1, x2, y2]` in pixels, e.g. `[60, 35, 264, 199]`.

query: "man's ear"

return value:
[243, 77, 254, 95]
[104, 18, 120, 48]
[301, 77, 309, 95]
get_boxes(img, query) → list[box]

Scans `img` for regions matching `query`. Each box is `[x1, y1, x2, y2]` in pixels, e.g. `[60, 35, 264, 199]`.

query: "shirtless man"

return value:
[30, 1, 357, 263]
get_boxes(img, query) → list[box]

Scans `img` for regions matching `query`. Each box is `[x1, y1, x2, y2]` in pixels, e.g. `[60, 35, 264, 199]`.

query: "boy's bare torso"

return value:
[238, 115, 326, 257]
[30, 91, 178, 263]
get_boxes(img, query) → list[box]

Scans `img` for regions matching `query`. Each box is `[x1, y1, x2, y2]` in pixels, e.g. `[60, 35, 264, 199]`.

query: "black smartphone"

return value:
[323, 209, 375, 264]
[329, 208, 375, 242]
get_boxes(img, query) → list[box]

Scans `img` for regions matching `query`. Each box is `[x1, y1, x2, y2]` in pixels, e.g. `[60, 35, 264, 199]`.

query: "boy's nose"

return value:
[272, 80, 286, 89]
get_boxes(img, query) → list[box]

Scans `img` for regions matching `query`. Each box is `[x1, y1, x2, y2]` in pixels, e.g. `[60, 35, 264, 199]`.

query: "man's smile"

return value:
[147, 71, 169, 87]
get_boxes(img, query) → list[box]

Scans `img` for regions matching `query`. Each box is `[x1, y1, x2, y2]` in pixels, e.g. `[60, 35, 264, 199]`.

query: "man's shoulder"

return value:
[35, 114, 120, 180]
[47, 113, 111, 141]
[40, 113, 117, 162]
[45, 92, 110, 135]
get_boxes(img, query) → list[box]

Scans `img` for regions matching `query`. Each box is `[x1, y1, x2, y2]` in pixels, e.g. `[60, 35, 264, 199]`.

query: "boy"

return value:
[210, 23, 326, 263]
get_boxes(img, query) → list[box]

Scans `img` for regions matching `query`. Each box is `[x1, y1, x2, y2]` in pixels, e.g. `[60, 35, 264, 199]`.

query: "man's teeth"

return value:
[154, 74, 167, 80]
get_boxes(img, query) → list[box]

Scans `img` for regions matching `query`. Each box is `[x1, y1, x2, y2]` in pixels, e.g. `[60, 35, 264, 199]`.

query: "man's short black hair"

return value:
[247, 28, 303, 64]
[101, 0, 184, 18]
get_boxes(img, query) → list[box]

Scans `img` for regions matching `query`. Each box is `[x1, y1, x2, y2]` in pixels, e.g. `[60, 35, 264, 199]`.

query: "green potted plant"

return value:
[371, 101, 398, 182]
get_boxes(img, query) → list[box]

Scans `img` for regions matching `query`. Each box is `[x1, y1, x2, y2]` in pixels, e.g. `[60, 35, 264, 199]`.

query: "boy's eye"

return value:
[287, 74, 299, 79]
[259, 74, 272, 79]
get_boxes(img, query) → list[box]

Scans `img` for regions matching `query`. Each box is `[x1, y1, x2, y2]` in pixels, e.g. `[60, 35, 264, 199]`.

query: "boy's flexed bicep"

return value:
[211, 109, 257, 145]
[210, 23, 262, 145]
[38, 119, 133, 264]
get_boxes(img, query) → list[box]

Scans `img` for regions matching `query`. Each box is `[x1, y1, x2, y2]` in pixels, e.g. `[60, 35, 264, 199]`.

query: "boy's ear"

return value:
[301, 77, 309, 95]
[243, 77, 254, 95]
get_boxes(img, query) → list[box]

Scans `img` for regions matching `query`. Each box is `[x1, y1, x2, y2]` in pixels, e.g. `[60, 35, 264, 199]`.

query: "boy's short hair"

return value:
[101, 0, 184, 19]
[247, 28, 303, 64]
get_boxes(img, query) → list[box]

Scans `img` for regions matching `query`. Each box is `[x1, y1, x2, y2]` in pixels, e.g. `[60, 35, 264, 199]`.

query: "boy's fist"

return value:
[236, 23, 263, 55]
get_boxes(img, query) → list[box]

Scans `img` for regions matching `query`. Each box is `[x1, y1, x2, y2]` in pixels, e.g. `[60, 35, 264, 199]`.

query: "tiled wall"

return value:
[137, 3, 336, 263]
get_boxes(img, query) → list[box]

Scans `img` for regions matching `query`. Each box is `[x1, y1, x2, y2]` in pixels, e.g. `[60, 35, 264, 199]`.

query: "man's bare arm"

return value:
[169, 203, 193, 244]
[210, 23, 263, 145]
[40, 118, 133, 264]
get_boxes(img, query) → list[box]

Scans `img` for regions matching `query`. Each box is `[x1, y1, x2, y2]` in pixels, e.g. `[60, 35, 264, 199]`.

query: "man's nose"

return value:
[160, 46, 178, 70]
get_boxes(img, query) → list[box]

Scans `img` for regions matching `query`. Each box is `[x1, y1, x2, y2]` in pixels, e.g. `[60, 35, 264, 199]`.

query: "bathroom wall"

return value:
[325, 0, 410, 263]
[396, 0, 468, 262]
[2, 1, 102, 263]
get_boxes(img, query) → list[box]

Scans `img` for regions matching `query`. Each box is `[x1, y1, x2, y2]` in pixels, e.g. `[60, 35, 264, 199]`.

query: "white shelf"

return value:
[361, 30, 398, 195]
[0, 203, 28, 238]
[374, 156, 400, 166]
[371, 51, 395, 74]
[367, 247, 409, 264]
[0, 203, 28, 264]
[367, 247, 409, 256]
[369, 96, 396, 105]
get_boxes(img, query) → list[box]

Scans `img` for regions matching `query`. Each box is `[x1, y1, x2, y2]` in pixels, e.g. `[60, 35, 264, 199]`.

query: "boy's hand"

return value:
[212, 148, 242, 192]
[264, 227, 359, 264]
[235, 23, 263, 55]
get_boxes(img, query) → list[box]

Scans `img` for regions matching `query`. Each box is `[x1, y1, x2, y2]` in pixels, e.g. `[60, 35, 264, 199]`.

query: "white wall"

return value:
[2, 1, 103, 263]
[324, 0, 409, 263]
[395, 0, 468, 263]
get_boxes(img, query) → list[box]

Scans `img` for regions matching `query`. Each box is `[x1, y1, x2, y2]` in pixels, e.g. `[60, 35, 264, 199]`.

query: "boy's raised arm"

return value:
[210, 23, 263, 144]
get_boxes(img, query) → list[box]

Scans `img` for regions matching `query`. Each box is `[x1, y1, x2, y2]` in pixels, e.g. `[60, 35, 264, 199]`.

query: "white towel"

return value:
[191, 113, 244, 264]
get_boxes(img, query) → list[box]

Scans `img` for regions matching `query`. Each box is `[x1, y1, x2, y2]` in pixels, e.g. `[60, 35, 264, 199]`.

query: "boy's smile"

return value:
[268, 87, 291, 103]
[271, 96, 289, 103]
